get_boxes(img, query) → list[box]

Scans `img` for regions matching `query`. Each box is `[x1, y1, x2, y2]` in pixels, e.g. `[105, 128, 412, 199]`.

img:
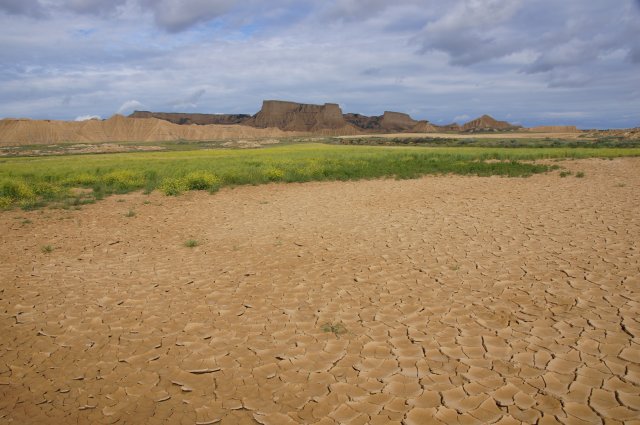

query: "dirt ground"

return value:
[1, 158, 638, 424]
[338, 132, 586, 140]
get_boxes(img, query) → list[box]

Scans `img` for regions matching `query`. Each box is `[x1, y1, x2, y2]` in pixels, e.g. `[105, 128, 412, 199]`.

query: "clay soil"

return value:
[1, 158, 639, 424]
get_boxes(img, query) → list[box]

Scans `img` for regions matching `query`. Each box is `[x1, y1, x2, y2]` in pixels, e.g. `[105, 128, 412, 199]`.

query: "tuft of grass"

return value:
[124, 209, 136, 217]
[616, 183, 626, 187]
[21, 219, 32, 225]
[575, 171, 585, 178]
[41, 244, 54, 253]
[559, 170, 572, 177]
[184, 239, 199, 248]
[321, 322, 348, 338]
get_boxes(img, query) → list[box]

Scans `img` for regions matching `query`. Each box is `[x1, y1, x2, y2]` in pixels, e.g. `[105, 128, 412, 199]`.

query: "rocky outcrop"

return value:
[411, 121, 438, 133]
[129, 111, 250, 125]
[435, 123, 461, 132]
[344, 111, 436, 133]
[462, 115, 519, 132]
[244, 100, 353, 133]
[379, 112, 418, 132]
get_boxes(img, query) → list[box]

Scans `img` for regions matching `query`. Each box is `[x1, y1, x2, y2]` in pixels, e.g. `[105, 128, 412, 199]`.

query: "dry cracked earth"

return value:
[1, 158, 639, 424]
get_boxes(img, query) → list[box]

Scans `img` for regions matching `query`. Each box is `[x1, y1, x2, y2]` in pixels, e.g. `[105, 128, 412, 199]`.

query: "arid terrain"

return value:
[1, 157, 638, 424]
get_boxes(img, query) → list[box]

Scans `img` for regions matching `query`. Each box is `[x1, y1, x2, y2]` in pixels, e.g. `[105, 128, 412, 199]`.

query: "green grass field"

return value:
[1, 143, 639, 210]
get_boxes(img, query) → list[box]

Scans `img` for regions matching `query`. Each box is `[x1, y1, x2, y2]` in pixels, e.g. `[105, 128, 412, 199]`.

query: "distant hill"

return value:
[0, 115, 293, 146]
[461, 115, 520, 132]
[130, 111, 250, 125]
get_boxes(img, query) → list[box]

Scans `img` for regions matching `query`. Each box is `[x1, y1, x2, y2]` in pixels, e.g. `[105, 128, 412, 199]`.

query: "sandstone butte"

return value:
[0, 100, 583, 146]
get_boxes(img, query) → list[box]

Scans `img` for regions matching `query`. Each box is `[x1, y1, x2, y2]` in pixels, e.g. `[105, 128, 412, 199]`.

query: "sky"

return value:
[1, 0, 639, 129]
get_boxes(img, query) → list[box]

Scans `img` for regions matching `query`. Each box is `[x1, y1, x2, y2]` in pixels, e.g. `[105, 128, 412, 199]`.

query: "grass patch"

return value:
[0, 144, 638, 209]
[124, 209, 136, 217]
[41, 244, 53, 253]
[575, 171, 585, 178]
[184, 239, 199, 248]
[321, 322, 348, 338]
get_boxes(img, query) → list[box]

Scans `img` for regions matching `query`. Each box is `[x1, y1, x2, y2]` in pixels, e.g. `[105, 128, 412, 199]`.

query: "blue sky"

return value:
[1, 0, 639, 128]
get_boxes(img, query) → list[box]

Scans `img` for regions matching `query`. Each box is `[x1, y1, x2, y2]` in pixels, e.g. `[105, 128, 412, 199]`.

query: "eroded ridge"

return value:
[1, 158, 639, 424]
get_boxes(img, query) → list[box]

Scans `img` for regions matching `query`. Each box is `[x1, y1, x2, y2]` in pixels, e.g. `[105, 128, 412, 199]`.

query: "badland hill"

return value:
[0, 99, 590, 146]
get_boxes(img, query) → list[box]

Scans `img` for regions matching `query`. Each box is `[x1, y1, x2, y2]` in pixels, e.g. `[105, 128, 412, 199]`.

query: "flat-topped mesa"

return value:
[129, 111, 250, 125]
[462, 114, 520, 132]
[245, 100, 348, 132]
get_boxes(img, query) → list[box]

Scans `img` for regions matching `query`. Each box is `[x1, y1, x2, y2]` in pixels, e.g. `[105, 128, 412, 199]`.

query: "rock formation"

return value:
[244, 100, 354, 133]
[129, 111, 250, 125]
[344, 111, 437, 133]
[435, 123, 461, 132]
[461, 115, 520, 132]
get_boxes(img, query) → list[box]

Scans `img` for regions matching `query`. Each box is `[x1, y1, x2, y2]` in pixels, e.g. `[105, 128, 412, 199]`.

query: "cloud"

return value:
[170, 89, 206, 110]
[139, 0, 235, 32]
[75, 114, 101, 121]
[61, 0, 127, 16]
[415, 0, 523, 65]
[0, 0, 47, 17]
[117, 100, 144, 115]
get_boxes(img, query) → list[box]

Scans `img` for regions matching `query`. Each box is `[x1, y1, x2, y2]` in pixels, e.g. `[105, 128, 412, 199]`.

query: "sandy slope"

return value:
[0, 115, 296, 146]
[1, 158, 639, 424]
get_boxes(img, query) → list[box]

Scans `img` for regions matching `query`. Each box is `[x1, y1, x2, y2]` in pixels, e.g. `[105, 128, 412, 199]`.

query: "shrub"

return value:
[184, 239, 199, 248]
[159, 177, 188, 196]
[0, 179, 35, 202]
[100, 170, 144, 191]
[184, 171, 221, 191]
[0, 196, 12, 209]
[575, 171, 585, 178]
[264, 167, 285, 181]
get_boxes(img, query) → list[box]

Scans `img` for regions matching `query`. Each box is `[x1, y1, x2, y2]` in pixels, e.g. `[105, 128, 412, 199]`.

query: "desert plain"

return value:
[1, 155, 639, 424]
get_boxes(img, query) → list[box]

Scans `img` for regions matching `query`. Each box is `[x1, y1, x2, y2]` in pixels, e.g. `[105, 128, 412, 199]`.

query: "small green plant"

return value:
[559, 171, 572, 177]
[575, 171, 585, 178]
[21, 219, 32, 225]
[41, 245, 53, 253]
[125, 209, 136, 217]
[321, 322, 348, 338]
[184, 239, 199, 248]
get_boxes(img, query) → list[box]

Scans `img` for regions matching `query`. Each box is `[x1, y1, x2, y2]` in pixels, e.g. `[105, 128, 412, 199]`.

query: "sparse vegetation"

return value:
[125, 209, 136, 217]
[184, 239, 199, 248]
[559, 171, 572, 177]
[575, 171, 585, 178]
[0, 143, 638, 209]
[41, 244, 53, 253]
[321, 322, 348, 338]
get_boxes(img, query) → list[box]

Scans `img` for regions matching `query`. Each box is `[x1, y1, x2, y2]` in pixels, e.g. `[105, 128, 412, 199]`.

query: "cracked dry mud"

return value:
[1, 158, 639, 424]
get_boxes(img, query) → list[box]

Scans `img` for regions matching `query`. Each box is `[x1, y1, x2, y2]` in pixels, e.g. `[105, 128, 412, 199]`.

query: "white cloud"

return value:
[117, 100, 144, 115]
[75, 114, 101, 121]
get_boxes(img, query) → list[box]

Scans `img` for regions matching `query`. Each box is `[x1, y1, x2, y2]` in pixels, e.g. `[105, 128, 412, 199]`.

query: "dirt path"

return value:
[1, 158, 638, 424]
